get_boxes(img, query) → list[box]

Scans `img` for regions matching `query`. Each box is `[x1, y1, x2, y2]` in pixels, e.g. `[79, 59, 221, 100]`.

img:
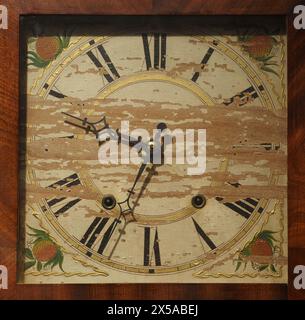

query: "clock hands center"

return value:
[116, 123, 168, 219]
[64, 115, 169, 219]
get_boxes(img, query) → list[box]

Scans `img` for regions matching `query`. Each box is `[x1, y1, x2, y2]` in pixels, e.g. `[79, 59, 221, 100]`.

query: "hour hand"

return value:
[118, 131, 143, 147]
[62, 112, 108, 138]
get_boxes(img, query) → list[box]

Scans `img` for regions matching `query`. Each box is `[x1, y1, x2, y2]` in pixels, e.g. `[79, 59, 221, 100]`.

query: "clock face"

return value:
[22, 18, 287, 283]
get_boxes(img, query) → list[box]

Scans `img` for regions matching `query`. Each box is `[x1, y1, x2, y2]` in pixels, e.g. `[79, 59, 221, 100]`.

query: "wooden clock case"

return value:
[0, 0, 304, 300]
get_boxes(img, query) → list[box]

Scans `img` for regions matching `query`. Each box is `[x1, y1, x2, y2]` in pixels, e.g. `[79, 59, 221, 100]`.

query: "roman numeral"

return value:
[87, 40, 120, 83]
[142, 33, 167, 70]
[97, 219, 120, 255]
[223, 86, 258, 106]
[81, 217, 121, 256]
[43, 83, 66, 99]
[46, 173, 81, 218]
[215, 197, 264, 219]
[143, 227, 161, 266]
[192, 218, 216, 250]
[80, 217, 109, 248]
[49, 90, 66, 99]
[191, 47, 215, 82]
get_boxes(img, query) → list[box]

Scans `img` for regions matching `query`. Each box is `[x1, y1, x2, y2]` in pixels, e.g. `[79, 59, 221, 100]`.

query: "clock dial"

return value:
[22, 19, 287, 283]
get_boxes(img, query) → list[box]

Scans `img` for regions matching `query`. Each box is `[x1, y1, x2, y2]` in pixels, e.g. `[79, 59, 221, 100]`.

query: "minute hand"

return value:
[128, 162, 147, 197]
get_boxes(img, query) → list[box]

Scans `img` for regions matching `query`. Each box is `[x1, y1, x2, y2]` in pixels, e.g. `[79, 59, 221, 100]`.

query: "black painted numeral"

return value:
[191, 47, 215, 82]
[43, 83, 66, 99]
[87, 40, 120, 83]
[47, 173, 81, 218]
[142, 33, 167, 70]
[97, 219, 120, 255]
[81, 217, 121, 256]
[81, 217, 109, 248]
[143, 227, 161, 266]
[215, 197, 264, 219]
[49, 90, 66, 99]
[192, 218, 216, 250]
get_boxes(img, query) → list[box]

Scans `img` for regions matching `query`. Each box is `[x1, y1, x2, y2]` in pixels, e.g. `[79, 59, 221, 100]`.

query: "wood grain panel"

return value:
[0, 0, 19, 300]
[7, 0, 302, 15]
[288, 14, 305, 300]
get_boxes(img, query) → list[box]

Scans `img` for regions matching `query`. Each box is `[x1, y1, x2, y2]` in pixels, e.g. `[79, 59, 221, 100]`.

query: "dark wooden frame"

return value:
[0, 0, 304, 300]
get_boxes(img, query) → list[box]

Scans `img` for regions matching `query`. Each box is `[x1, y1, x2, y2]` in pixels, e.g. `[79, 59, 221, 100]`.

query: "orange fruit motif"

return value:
[35, 36, 60, 61]
[243, 35, 274, 59]
[32, 239, 58, 262]
[249, 238, 273, 256]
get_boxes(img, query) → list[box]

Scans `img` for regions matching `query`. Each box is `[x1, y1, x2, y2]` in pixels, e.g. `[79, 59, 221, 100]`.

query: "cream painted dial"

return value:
[25, 29, 286, 279]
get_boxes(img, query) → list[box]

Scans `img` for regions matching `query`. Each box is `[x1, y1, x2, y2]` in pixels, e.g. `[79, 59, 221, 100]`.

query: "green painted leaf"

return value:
[27, 59, 50, 68]
[63, 36, 71, 48]
[24, 248, 34, 260]
[258, 230, 276, 236]
[57, 35, 64, 51]
[55, 48, 63, 59]
[261, 66, 279, 76]
[27, 52, 50, 68]
[33, 235, 49, 243]
[241, 246, 251, 257]
[261, 233, 277, 240]
[60, 35, 67, 48]
[51, 258, 59, 270]
[258, 231, 277, 240]
[43, 260, 53, 269]
[50, 251, 60, 269]
[24, 260, 36, 271]
[27, 225, 49, 237]
[58, 251, 64, 272]
[37, 261, 42, 272]
[256, 55, 274, 62]
[27, 51, 46, 64]
[43, 251, 59, 269]
[263, 237, 274, 248]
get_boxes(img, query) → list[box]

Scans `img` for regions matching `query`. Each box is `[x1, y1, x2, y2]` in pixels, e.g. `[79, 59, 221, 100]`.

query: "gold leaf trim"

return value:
[25, 271, 106, 277]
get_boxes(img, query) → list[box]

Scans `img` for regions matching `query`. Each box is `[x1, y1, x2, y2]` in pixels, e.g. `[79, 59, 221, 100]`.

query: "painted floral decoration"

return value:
[234, 230, 279, 273]
[27, 34, 71, 68]
[24, 226, 64, 272]
[239, 34, 279, 76]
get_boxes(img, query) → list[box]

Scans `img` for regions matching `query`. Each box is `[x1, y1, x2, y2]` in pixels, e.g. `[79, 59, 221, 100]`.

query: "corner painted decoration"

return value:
[20, 17, 287, 283]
